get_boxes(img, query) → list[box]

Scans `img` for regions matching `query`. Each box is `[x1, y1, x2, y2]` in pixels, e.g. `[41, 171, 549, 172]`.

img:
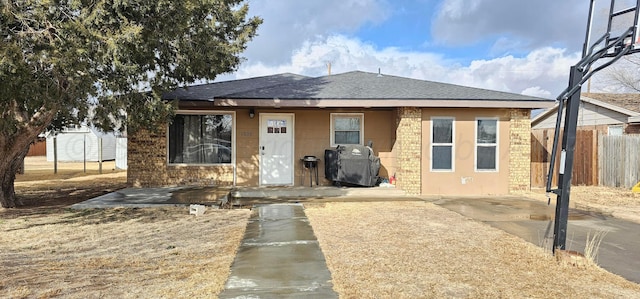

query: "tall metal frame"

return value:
[547, 0, 640, 252]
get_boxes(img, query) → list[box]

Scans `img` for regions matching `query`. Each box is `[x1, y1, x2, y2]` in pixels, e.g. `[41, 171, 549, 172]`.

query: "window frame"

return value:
[608, 124, 623, 136]
[167, 110, 236, 166]
[330, 113, 364, 147]
[475, 117, 499, 172]
[430, 116, 455, 172]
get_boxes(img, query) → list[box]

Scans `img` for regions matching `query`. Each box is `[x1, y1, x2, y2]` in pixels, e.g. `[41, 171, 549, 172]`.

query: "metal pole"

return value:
[98, 138, 103, 174]
[552, 65, 584, 252]
[83, 134, 87, 173]
[53, 136, 58, 174]
[583, 0, 596, 58]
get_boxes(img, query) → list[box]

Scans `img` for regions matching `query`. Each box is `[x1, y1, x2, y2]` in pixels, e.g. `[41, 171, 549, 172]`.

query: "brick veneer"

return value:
[625, 124, 640, 134]
[127, 126, 234, 187]
[396, 107, 422, 195]
[509, 109, 531, 192]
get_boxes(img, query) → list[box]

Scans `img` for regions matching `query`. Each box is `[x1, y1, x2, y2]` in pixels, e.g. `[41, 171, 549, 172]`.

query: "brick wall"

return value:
[127, 125, 234, 187]
[396, 107, 422, 195]
[509, 109, 531, 192]
[625, 124, 640, 134]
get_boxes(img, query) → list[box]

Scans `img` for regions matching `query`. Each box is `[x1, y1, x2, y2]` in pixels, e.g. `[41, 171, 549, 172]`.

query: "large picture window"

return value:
[431, 117, 454, 171]
[331, 113, 363, 146]
[476, 118, 498, 171]
[168, 113, 233, 164]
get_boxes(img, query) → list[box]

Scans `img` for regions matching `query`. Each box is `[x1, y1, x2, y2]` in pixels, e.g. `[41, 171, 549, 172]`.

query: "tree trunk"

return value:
[0, 149, 27, 208]
[0, 103, 57, 209]
[1, 166, 18, 208]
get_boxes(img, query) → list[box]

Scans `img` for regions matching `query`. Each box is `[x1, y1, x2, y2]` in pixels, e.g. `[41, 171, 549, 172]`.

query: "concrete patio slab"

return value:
[70, 185, 411, 209]
[70, 186, 232, 209]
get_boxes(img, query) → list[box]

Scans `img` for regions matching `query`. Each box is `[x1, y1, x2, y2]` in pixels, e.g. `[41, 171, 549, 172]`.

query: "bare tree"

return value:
[604, 55, 640, 92]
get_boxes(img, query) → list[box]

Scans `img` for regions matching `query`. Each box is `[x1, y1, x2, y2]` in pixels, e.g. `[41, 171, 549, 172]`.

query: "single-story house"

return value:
[532, 93, 640, 135]
[127, 71, 553, 195]
[46, 125, 117, 162]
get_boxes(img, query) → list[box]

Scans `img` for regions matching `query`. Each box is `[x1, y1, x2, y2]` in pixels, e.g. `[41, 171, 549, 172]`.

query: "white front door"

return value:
[259, 113, 294, 185]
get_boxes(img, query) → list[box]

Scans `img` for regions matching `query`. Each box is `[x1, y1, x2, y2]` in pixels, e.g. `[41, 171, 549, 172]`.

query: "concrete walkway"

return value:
[219, 204, 338, 298]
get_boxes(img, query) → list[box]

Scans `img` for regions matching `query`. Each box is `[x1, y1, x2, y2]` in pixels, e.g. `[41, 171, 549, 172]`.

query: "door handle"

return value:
[260, 146, 265, 150]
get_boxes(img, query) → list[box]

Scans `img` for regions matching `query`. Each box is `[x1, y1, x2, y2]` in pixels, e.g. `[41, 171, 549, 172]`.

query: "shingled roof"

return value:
[164, 70, 553, 108]
[163, 73, 309, 101]
[224, 71, 548, 101]
[582, 93, 640, 113]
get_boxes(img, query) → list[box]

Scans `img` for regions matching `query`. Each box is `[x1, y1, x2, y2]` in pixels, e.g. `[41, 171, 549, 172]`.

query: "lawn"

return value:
[0, 207, 249, 298]
[3, 157, 640, 298]
[306, 202, 640, 298]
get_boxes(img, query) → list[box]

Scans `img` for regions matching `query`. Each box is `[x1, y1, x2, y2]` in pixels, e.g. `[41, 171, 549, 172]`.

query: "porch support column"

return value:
[509, 109, 531, 193]
[127, 127, 170, 187]
[396, 107, 422, 195]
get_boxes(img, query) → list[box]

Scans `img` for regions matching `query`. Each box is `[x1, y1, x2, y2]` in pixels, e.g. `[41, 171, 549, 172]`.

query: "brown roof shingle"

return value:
[582, 93, 640, 113]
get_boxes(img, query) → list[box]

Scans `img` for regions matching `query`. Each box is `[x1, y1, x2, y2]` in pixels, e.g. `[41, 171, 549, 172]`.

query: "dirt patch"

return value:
[306, 202, 640, 298]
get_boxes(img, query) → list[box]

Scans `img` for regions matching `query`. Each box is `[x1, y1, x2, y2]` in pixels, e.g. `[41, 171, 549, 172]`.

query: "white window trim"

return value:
[475, 117, 499, 172]
[167, 110, 236, 166]
[430, 117, 455, 172]
[330, 113, 364, 147]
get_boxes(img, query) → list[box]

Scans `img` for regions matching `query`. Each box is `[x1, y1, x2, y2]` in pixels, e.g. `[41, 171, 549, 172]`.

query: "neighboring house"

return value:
[46, 125, 117, 162]
[532, 93, 640, 135]
[128, 71, 553, 195]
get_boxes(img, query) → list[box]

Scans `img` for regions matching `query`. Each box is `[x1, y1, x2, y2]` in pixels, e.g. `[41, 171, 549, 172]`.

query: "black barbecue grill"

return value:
[324, 144, 380, 187]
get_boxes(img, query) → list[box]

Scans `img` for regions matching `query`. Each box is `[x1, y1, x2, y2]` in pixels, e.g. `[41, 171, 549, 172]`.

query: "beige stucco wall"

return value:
[128, 108, 397, 187]
[421, 108, 512, 195]
[128, 106, 531, 195]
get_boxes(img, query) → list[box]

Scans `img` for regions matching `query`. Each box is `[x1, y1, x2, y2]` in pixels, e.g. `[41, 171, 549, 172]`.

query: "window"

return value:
[476, 118, 498, 171]
[331, 113, 363, 146]
[168, 113, 233, 164]
[608, 125, 623, 136]
[431, 117, 454, 171]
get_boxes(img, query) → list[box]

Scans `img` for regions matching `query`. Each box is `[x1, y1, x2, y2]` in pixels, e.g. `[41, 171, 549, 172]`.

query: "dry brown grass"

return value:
[528, 186, 640, 223]
[7, 158, 640, 298]
[17, 156, 122, 182]
[0, 207, 250, 298]
[2, 157, 250, 298]
[305, 202, 640, 298]
[529, 185, 640, 207]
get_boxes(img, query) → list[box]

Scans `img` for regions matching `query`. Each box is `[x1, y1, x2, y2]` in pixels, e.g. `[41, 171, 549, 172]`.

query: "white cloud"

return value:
[522, 86, 553, 98]
[233, 35, 581, 99]
[216, 1, 626, 99]
[244, 0, 389, 65]
[432, 0, 589, 52]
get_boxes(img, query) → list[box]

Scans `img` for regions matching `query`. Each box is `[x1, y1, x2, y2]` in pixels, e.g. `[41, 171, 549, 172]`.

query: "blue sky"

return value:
[216, 0, 637, 98]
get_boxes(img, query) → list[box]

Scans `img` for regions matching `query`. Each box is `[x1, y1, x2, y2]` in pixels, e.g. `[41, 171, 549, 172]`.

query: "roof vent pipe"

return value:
[327, 62, 331, 75]
[377, 68, 383, 77]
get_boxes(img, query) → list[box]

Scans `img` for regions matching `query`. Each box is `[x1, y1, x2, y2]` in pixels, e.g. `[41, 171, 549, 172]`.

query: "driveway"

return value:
[432, 196, 640, 283]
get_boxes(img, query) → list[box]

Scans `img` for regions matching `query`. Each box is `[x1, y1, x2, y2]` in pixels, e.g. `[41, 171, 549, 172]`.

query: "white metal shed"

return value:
[46, 125, 117, 162]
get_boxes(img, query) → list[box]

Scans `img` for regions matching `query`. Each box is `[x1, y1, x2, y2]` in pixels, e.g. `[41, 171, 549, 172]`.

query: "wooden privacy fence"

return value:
[27, 140, 46, 156]
[531, 129, 598, 188]
[599, 135, 640, 188]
